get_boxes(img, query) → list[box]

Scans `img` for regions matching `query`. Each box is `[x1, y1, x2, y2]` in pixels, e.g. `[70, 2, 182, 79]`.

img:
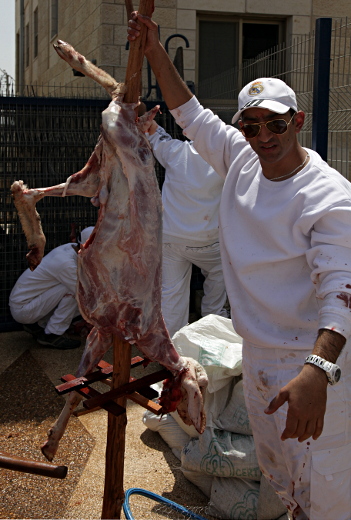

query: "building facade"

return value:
[15, 0, 347, 100]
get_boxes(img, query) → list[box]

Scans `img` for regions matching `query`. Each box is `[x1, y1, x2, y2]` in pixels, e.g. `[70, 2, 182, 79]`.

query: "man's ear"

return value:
[294, 111, 305, 134]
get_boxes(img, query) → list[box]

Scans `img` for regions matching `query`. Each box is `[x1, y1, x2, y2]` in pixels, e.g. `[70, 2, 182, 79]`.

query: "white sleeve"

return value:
[170, 97, 248, 179]
[147, 126, 184, 168]
[306, 201, 351, 339]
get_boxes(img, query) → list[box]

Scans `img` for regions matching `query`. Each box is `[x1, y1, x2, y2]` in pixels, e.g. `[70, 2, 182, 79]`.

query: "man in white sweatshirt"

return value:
[9, 227, 94, 350]
[129, 15, 351, 520]
[145, 120, 227, 337]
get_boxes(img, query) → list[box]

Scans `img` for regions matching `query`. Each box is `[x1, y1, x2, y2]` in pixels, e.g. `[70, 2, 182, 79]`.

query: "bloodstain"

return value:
[337, 292, 351, 308]
[258, 370, 269, 388]
[346, 284, 351, 288]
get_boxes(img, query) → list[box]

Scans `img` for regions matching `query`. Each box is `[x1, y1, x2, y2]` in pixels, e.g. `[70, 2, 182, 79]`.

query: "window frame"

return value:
[50, 0, 58, 41]
[33, 7, 38, 59]
[196, 14, 285, 104]
[25, 23, 30, 69]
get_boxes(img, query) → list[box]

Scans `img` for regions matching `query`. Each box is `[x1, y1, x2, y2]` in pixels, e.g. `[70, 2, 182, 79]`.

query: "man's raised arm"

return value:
[128, 13, 193, 110]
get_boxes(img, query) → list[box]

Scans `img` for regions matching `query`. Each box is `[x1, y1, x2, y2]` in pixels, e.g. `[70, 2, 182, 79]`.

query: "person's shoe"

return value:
[36, 332, 81, 350]
[23, 322, 44, 337]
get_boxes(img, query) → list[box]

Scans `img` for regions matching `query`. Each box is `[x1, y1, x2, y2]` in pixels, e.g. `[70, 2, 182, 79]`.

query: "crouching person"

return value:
[9, 227, 94, 350]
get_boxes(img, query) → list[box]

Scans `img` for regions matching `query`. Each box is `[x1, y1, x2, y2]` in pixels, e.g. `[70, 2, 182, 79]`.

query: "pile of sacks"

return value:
[143, 315, 288, 520]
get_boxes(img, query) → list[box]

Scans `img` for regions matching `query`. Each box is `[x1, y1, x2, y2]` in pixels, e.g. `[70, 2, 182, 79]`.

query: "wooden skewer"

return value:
[123, 0, 154, 104]
[101, 1, 155, 518]
[125, 0, 134, 22]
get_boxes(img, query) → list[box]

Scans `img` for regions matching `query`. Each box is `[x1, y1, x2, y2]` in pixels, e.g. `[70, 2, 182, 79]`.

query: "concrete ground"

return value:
[0, 327, 215, 520]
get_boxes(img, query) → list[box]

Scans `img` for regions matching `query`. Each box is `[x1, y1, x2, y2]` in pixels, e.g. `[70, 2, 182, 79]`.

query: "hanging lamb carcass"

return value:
[11, 40, 207, 462]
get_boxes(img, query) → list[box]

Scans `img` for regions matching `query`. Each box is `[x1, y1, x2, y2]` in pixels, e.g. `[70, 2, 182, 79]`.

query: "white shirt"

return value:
[148, 125, 224, 244]
[9, 243, 78, 306]
[171, 97, 351, 349]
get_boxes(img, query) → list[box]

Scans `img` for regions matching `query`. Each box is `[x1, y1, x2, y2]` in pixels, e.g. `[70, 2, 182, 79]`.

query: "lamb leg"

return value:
[41, 327, 113, 461]
[53, 40, 125, 101]
[11, 142, 102, 269]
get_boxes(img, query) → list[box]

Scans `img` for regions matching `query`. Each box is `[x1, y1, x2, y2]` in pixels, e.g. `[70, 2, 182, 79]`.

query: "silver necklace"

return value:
[270, 153, 310, 182]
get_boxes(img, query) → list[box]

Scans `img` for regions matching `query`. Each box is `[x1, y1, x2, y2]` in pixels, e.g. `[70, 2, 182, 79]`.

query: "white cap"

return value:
[231, 78, 298, 124]
[79, 226, 94, 245]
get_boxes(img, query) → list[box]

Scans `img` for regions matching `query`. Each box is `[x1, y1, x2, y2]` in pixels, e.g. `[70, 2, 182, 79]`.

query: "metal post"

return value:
[312, 18, 332, 161]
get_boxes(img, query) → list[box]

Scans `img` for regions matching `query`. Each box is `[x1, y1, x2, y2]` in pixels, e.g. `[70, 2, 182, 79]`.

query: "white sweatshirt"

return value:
[171, 97, 351, 349]
[148, 125, 224, 244]
[9, 243, 78, 306]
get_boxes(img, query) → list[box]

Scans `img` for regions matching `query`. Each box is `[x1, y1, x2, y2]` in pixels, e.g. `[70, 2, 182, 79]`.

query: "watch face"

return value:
[334, 368, 341, 383]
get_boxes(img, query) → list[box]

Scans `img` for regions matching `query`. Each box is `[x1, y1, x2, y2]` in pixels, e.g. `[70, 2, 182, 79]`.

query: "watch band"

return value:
[304, 354, 341, 385]
[305, 354, 333, 371]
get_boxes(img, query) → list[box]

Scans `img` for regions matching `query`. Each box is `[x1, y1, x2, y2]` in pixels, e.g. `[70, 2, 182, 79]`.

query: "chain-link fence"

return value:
[199, 17, 351, 181]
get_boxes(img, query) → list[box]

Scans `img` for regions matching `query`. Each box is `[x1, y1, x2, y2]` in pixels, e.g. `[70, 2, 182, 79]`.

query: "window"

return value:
[25, 23, 29, 68]
[51, 0, 58, 39]
[16, 32, 20, 83]
[198, 21, 239, 83]
[34, 8, 38, 58]
[197, 16, 283, 101]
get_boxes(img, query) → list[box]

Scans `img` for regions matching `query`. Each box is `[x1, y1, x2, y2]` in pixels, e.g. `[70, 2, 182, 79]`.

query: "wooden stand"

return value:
[56, 355, 169, 518]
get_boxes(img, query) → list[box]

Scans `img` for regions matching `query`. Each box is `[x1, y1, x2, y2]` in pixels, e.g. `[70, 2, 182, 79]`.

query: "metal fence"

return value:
[0, 93, 185, 331]
[200, 17, 351, 181]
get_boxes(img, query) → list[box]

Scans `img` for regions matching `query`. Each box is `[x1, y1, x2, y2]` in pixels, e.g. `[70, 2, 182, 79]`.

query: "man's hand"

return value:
[127, 12, 159, 55]
[127, 10, 193, 109]
[265, 364, 328, 442]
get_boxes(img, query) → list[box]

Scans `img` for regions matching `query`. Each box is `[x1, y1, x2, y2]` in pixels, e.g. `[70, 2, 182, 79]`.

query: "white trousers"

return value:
[242, 340, 351, 520]
[9, 284, 80, 335]
[162, 241, 228, 337]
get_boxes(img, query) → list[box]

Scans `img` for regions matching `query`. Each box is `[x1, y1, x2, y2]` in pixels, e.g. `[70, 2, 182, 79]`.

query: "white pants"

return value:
[10, 284, 80, 335]
[242, 340, 351, 520]
[162, 241, 228, 337]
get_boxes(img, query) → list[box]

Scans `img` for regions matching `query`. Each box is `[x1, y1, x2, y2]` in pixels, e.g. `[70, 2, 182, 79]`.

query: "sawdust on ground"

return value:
[0, 330, 217, 520]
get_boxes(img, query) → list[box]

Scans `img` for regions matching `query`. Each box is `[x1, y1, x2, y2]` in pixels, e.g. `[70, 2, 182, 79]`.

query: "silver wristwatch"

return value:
[304, 354, 341, 385]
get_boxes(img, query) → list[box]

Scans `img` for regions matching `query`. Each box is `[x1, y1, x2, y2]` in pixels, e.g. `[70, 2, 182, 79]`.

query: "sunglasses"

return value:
[240, 114, 295, 139]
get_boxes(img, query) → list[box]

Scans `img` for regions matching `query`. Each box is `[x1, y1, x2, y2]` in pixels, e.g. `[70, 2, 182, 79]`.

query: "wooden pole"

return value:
[101, 338, 131, 519]
[101, 1, 154, 518]
[124, 0, 154, 104]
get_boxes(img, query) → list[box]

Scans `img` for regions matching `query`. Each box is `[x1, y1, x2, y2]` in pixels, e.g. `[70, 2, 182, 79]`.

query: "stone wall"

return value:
[16, 0, 345, 96]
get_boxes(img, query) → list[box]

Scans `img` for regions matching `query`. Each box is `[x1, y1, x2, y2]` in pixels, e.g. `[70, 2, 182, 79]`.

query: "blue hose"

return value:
[123, 488, 209, 520]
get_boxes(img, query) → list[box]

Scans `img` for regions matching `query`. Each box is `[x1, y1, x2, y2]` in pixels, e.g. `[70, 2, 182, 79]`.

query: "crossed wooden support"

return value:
[55, 356, 169, 419]
[56, 345, 169, 519]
